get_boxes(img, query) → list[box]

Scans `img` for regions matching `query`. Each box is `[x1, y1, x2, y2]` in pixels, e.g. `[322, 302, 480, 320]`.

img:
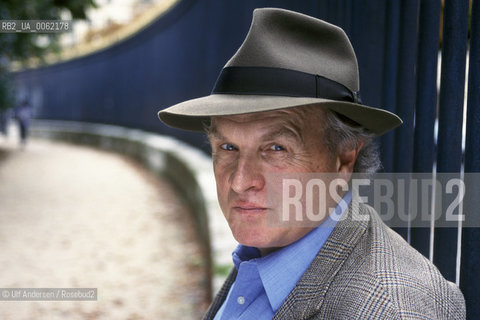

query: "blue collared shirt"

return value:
[214, 191, 352, 319]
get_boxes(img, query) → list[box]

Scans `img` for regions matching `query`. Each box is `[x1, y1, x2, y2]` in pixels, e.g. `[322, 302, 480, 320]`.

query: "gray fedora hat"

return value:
[158, 8, 402, 135]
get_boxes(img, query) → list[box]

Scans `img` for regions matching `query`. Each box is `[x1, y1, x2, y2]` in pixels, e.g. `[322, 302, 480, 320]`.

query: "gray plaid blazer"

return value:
[204, 201, 466, 319]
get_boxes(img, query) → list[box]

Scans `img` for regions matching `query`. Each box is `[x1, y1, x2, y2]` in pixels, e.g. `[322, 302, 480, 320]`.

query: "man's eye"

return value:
[220, 143, 237, 151]
[270, 144, 285, 151]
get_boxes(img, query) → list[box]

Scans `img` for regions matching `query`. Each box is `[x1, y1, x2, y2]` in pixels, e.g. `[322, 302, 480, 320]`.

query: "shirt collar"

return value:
[231, 190, 352, 312]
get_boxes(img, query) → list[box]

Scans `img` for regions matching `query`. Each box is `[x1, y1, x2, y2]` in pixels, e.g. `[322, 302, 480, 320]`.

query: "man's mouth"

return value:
[232, 203, 268, 213]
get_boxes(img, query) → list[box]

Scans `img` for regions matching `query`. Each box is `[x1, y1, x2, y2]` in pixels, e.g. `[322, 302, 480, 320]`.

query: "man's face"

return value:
[209, 108, 349, 255]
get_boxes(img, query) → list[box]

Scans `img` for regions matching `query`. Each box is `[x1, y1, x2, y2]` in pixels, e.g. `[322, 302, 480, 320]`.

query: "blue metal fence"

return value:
[11, 0, 480, 316]
[411, 0, 441, 259]
[461, 0, 480, 317]
[380, 0, 401, 174]
[391, 0, 420, 242]
[434, 0, 469, 284]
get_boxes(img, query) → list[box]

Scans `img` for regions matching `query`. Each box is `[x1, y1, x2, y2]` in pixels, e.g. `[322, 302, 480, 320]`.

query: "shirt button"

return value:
[237, 296, 245, 305]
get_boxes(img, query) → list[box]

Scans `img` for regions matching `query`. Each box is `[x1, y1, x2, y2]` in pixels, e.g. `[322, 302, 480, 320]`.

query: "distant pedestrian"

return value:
[0, 109, 8, 136]
[15, 99, 32, 146]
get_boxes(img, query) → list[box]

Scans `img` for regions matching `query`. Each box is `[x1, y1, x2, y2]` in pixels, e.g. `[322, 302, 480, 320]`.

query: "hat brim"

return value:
[158, 94, 402, 136]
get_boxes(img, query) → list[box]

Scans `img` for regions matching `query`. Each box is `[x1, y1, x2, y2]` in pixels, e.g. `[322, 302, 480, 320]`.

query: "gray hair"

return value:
[321, 108, 381, 174]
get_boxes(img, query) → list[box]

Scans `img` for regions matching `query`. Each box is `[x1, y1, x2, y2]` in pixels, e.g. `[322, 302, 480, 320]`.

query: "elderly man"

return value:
[158, 8, 465, 319]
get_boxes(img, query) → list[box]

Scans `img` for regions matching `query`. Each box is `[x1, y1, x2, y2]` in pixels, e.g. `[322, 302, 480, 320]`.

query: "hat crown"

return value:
[225, 8, 360, 92]
[157, 8, 402, 135]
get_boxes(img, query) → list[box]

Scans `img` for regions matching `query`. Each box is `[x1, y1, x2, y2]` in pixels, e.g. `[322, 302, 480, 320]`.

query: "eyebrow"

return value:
[208, 119, 305, 146]
[261, 126, 302, 142]
[207, 125, 224, 141]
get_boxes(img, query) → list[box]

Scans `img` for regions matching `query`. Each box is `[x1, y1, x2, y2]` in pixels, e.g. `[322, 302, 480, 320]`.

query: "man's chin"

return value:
[232, 229, 273, 249]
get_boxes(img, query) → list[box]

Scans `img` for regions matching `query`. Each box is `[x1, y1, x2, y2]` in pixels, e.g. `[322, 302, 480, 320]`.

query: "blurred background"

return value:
[1, 0, 479, 319]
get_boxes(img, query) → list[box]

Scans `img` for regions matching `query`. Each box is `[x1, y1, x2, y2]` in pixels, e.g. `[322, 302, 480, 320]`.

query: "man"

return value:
[15, 99, 32, 147]
[158, 8, 465, 319]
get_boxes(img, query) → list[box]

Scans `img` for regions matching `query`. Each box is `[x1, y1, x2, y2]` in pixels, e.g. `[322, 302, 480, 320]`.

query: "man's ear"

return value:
[336, 141, 364, 174]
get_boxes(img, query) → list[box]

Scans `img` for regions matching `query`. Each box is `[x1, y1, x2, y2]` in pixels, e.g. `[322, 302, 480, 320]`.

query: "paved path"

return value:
[0, 136, 208, 319]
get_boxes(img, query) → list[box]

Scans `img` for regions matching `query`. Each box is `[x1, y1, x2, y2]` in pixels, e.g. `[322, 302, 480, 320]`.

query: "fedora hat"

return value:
[158, 8, 402, 135]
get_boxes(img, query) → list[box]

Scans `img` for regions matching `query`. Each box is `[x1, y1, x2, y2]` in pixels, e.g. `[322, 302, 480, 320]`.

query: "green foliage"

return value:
[0, 0, 96, 61]
[214, 263, 233, 277]
[0, 0, 96, 110]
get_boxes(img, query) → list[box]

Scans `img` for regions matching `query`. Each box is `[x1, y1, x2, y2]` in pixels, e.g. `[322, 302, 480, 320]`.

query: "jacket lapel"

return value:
[274, 199, 370, 319]
[203, 268, 238, 320]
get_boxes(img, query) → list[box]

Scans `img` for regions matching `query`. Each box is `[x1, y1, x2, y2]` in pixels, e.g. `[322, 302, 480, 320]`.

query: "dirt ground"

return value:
[0, 137, 209, 319]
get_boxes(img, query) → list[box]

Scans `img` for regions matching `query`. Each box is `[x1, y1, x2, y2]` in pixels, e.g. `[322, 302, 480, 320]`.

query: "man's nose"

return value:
[230, 155, 265, 193]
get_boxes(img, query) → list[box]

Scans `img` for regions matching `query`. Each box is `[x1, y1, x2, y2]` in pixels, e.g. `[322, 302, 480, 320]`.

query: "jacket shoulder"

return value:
[321, 203, 465, 319]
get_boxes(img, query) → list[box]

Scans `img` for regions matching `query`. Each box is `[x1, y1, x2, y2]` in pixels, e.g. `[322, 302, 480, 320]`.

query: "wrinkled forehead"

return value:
[210, 106, 325, 130]
[208, 106, 327, 144]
